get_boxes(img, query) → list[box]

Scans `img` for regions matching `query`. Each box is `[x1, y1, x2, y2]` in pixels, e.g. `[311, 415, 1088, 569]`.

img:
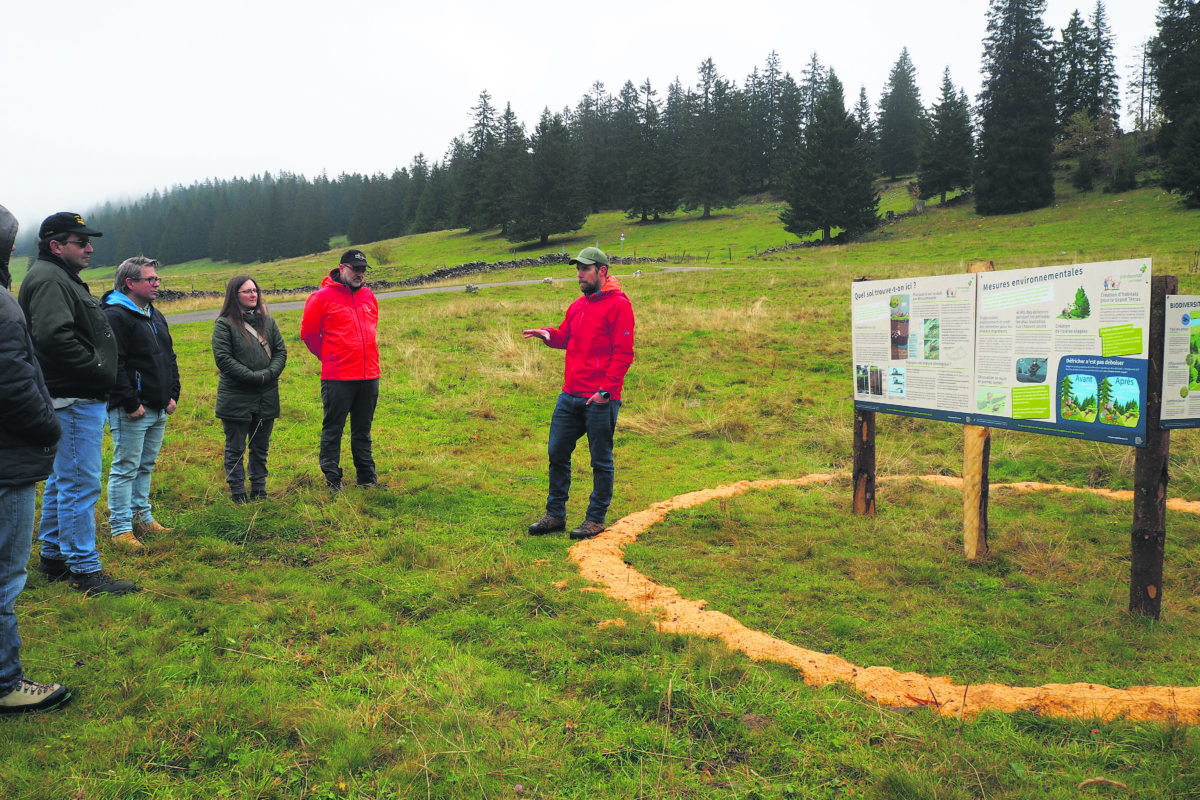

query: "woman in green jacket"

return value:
[212, 276, 287, 503]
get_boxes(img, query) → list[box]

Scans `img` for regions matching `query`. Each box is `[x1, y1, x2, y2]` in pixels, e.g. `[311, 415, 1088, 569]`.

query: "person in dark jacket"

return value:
[523, 247, 636, 540]
[103, 257, 180, 549]
[300, 250, 383, 491]
[0, 205, 72, 714]
[17, 212, 134, 597]
[212, 275, 287, 503]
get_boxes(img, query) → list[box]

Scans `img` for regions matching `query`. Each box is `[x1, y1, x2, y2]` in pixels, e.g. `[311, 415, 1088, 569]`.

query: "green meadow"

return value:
[5, 181, 1200, 799]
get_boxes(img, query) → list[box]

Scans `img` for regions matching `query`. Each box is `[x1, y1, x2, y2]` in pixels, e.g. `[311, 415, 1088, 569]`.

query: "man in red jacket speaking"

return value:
[300, 250, 383, 491]
[523, 247, 635, 540]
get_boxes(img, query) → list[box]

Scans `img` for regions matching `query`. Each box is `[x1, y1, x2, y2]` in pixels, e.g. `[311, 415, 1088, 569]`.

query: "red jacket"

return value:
[539, 276, 635, 400]
[300, 273, 380, 380]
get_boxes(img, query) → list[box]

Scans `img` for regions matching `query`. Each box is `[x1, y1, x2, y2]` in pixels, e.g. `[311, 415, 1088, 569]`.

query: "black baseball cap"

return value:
[39, 212, 103, 241]
[340, 249, 369, 271]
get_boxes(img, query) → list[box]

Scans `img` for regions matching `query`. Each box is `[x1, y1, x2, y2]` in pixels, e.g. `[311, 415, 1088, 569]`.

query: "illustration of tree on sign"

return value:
[1058, 286, 1092, 319]
[1097, 376, 1114, 421]
[1059, 374, 1074, 417]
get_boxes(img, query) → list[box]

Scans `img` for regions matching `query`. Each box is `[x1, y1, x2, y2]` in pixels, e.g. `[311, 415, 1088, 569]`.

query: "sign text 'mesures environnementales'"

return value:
[852, 259, 1152, 447]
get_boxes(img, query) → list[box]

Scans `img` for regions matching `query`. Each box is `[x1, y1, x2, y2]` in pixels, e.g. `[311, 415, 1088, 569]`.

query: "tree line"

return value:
[70, 0, 1196, 269]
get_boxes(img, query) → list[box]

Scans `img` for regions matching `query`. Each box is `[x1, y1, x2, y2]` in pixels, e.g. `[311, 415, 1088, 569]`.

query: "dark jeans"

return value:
[546, 392, 620, 523]
[222, 416, 275, 494]
[320, 379, 379, 485]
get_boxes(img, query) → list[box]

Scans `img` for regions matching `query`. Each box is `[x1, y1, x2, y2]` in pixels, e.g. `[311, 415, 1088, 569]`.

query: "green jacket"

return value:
[17, 255, 117, 400]
[212, 312, 287, 422]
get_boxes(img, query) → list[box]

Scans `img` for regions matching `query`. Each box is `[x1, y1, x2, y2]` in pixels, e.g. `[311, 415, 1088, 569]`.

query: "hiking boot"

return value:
[134, 517, 173, 535]
[249, 489, 268, 500]
[110, 531, 145, 550]
[356, 480, 387, 490]
[232, 492, 249, 504]
[327, 480, 343, 494]
[527, 514, 566, 536]
[569, 520, 606, 540]
[0, 679, 72, 715]
[37, 556, 71, 583]
[69, 570, 137, 597]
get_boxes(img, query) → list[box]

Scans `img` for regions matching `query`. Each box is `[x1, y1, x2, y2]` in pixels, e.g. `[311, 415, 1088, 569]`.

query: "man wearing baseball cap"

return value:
[0, 206, 73, 713]
[300, 250, 384, 491]
[18, 213, 135, 596]
[522, 246, 635, 540]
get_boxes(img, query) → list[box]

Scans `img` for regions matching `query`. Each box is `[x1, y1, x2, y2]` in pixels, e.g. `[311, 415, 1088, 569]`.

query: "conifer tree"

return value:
[854, 86, 879, 176]
[507, 110, 589, 245]
[1151, 0, 1200, 206]
[976, 0, 1056, 215]
[779, 72, 879, 241]
[877, 48, 926, 178]
[919, 69, 974, 204]
[625, 79, 678, 221]
[677, 58, 744, 218]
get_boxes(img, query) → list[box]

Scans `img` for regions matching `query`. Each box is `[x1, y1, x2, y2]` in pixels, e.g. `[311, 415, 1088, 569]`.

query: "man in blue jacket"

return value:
[103, 256, 180, 549]
[0, 205, 72, 713]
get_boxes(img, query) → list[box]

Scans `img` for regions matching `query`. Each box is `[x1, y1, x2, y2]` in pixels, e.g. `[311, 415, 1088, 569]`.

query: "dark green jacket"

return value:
[17, 255, 117, 400]
[212, 311, 287, 422]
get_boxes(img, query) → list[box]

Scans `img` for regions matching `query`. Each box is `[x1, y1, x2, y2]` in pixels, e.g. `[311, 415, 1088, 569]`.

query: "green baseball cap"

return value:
[570, 246, 609, 267]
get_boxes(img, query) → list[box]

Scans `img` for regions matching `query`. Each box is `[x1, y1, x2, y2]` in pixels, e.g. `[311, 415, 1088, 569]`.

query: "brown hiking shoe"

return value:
[527, 514, 566, 536]
[569, 520, 606, 540]
[110, 531, 145, 550]
[134, 517, 173, 535]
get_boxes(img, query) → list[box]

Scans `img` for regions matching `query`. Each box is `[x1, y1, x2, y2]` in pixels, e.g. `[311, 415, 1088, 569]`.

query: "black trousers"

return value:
[222, 416, 275, 494]
[319, 379, 379, 485]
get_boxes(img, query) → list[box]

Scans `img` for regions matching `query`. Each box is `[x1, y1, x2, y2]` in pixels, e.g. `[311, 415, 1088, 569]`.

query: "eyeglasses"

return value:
[131, 276, 161, 284]
[238, 289, 259, 295]
[64, 237, 91, 248]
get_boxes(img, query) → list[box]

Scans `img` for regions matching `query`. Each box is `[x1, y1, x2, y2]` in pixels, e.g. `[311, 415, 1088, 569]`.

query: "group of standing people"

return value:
[0, 205, 632, 717]
[1, 210, 177, 715]
[210, 246, 386, 500]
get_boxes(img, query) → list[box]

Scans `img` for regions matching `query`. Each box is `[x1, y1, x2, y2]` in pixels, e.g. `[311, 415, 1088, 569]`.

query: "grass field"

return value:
[4, 182, 1200, 799]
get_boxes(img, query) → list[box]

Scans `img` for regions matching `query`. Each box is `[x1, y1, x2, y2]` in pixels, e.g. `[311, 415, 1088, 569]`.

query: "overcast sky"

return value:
[2, 0, 1158, 237]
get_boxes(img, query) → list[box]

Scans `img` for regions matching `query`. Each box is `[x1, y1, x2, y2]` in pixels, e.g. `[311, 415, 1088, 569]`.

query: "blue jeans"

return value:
[107, 407, 168, 534]
[546, 392, 621, 523]
[39, 400, 105, 574]
[0, 485, 35, 695]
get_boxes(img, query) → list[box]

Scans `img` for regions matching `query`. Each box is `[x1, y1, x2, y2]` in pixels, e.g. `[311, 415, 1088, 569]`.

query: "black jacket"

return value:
[102, 291, 181, 414]
[17, 255, 117, 400]
[212, 311, 287, 422]
[0, 287, 60, 487]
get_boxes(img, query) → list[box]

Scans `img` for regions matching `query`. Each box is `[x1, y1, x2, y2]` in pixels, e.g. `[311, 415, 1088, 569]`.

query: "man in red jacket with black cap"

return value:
[300, 250, 383, 492]
[523, 247, 635, 540]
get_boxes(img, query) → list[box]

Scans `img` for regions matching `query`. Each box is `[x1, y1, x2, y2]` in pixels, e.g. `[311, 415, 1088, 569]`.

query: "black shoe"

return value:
[232, 493, 248, 504]
[527, 514, 566, 536]
[249, 489, 268, 500]
[69, 570, 137, 597]
[0, 679, 72, 715]
[356, 481, 387, 490]
[569, 520, 606, 540]
[327, 480, 343, 493]
[37, 556, 71, 583]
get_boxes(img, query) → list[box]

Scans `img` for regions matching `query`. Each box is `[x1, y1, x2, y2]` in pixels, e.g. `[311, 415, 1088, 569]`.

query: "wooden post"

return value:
[1130, 274, 1175, 619]
[853, 406, 875, 516]
[963, 260, 995, 560]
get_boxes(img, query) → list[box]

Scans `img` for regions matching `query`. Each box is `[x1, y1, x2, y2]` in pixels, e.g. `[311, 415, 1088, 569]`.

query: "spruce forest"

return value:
[29, 1, 1198, 273]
